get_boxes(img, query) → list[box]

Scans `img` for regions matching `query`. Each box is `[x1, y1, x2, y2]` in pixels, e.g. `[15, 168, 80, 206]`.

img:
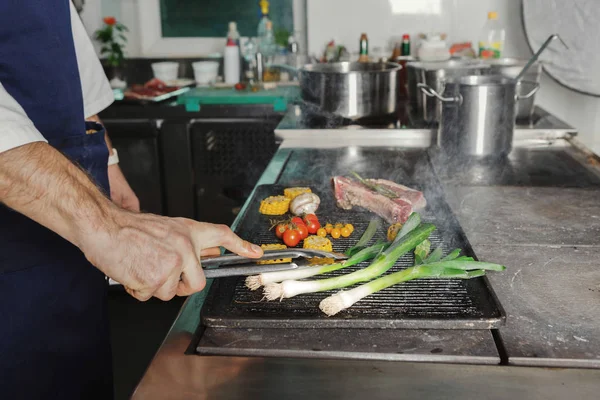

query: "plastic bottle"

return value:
[478, 11, 505, 59]
[224, 21, 241, 84]
[259, 20, 276, 57]
[257, 0, 270, 41]
[226, 21, 240, 47]
[260, 21, 279, 81]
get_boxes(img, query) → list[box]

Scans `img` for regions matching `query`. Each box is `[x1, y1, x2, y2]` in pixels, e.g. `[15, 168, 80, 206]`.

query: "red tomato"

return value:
[303, 214, 319, 223]
[295, 224, 309, 239]
[305, 219, 321, 235]
[275, 223, 288, 239]
[291, 217, 305, 227]
[283, 229, 301, 247]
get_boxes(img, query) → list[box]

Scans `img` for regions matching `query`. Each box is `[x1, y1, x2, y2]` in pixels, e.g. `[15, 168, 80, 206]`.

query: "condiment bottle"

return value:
[401, 34, 411, 56]
[358, 33, 369, 62]
[224, 21, 241, 84]
[479, 11, 505, 59]
[390, 42, 401, 61]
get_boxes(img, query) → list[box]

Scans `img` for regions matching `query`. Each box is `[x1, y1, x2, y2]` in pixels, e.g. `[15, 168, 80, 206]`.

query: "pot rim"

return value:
[406, 59, 490, 71]
[300, 61, 402, 74]
[445, 75, 517, 86]
[484, 57, 543, 67]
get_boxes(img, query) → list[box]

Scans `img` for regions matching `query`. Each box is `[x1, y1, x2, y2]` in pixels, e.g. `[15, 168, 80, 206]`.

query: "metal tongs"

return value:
[201, 249, 348, 279]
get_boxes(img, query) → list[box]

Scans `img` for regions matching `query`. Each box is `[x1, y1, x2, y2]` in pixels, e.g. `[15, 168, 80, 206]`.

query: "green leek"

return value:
[319, 260, 504, 316]
[263, 223, 435, 300]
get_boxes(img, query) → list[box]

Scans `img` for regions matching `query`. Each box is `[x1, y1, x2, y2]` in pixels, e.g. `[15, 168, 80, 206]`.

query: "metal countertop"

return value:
[133, 128, 600, 399]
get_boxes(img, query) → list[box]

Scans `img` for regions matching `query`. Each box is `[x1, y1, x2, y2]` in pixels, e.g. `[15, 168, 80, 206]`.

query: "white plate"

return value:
[164, 78, 196, 87]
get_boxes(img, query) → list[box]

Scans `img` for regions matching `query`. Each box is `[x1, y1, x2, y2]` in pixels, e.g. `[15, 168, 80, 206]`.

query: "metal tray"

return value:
[202, 178, 505, 330]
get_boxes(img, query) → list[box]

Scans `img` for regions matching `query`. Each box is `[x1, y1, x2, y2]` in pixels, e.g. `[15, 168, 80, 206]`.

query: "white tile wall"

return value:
[306, 0, 530, 57]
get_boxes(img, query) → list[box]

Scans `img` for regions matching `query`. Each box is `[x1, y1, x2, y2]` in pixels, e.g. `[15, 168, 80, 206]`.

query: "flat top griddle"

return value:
[202, 149, 505, 329]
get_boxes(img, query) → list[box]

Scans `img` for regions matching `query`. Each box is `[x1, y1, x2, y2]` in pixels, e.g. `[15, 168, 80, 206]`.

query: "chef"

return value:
[0, 2, 263, 398]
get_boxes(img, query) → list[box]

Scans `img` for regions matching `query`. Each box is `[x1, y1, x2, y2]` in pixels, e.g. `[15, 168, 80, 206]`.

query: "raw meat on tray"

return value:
[332, 176, 426, 224]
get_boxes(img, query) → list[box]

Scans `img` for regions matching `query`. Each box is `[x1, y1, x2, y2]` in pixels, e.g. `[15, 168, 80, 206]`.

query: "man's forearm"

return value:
[0, 142, 115, 249]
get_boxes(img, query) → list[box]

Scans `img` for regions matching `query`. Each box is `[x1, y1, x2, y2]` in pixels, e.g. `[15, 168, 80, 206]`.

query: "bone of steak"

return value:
[365, 179, 427, 210]
[332, 176, 413, 224]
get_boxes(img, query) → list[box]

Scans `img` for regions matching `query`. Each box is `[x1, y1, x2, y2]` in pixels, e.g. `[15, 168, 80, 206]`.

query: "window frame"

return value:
[137, 0, 306, 57]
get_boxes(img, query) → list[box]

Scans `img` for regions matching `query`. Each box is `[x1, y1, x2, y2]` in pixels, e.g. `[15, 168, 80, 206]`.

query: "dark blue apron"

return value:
[0, 2, 113, 398]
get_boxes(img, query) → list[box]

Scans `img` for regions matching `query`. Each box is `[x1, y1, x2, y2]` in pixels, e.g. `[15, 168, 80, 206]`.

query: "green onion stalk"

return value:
[248, 213, 420, 290]
[263, 222, 435, 300]
[319, 256, 505, 316]
[345, 218, 380, 257]
[245, 241, 389, 290]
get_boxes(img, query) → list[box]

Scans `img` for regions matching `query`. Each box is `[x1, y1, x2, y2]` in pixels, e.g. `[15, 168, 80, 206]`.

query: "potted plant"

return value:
[94, 16, 128, 86]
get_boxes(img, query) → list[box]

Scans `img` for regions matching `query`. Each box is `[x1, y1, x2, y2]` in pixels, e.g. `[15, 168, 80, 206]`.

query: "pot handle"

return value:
[516, 81, 540, 100]
[418, 83, 461, 103]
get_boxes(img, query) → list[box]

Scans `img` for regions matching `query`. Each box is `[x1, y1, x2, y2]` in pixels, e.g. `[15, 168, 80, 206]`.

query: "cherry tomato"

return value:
[334, 223, 344, 230]
[305, 219, 321, 235]
[283, 229, 301, 247]
[303, 214, 319, 224]
[291, 217, 305, 227]
[275, 223, 288, 239]
[340, 227, 352, 237]
[324, 223, 333, 234]
[316, 228, 327, 237]
[296, 223, 309, 239]
[330, 228, 341, 239]
[345, 223, 354, 233]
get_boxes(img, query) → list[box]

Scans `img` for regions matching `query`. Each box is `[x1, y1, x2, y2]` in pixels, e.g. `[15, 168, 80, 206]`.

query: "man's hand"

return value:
[81, 211, 263, 301]
[0, 142, 262, 302]
[108, 164, 140, 212]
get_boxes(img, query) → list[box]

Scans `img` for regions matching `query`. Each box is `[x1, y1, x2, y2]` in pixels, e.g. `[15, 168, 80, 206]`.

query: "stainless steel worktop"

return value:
[133, 122, 600, 399]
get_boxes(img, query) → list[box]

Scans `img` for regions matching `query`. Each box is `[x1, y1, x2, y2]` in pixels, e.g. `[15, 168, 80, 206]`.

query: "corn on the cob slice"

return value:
[284, 187, 312, 200]
[259, 196, 290, 215]
[303, 235, 333, 252]
[387, 222, 403, 241]
[257, 244, 292, 264]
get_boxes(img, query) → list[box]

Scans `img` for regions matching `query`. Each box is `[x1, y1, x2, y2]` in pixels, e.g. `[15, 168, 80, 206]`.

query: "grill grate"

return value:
[202, 182, 504, 330]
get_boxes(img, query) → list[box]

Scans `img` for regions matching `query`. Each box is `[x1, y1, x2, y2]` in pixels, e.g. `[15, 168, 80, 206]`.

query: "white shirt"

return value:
[0, 1, 114, 154]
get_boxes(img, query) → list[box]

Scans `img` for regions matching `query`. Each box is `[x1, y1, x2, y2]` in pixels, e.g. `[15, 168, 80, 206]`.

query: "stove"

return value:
[277, 102, 577, 137]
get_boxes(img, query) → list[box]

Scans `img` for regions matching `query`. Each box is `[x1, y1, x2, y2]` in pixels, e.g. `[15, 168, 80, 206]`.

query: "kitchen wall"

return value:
[79, 0, 599, 149]
[307, 0, 600, 148]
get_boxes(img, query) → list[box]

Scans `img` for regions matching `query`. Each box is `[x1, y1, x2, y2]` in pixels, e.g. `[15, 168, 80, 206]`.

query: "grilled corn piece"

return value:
[257, 244, 292, 264]
[259, 195, 290, 215]
[387, 222, 403, 241]
[303, 235, 333, 252]
[284, 187, 312, 200]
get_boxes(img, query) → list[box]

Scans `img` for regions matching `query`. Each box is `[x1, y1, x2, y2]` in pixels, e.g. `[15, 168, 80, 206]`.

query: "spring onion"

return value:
[249, 213, 420, 290]
[440, 248, 461, 262]
[345, 218, 380, 257]
[245, 241, 389, 290]
[414, 239, 431, 264]
[319, 259, 504, 316]
[263, 223, 435, 300]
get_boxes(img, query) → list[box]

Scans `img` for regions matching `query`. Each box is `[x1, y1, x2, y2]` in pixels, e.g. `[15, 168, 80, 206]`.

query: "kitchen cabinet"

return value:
[101, 102, 282, 224]
[161, 118, 280, 224]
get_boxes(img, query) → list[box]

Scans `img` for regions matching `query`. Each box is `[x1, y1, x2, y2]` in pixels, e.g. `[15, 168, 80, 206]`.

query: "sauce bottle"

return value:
[358, 33, 369, 62]
[479, 11, 505, 59]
